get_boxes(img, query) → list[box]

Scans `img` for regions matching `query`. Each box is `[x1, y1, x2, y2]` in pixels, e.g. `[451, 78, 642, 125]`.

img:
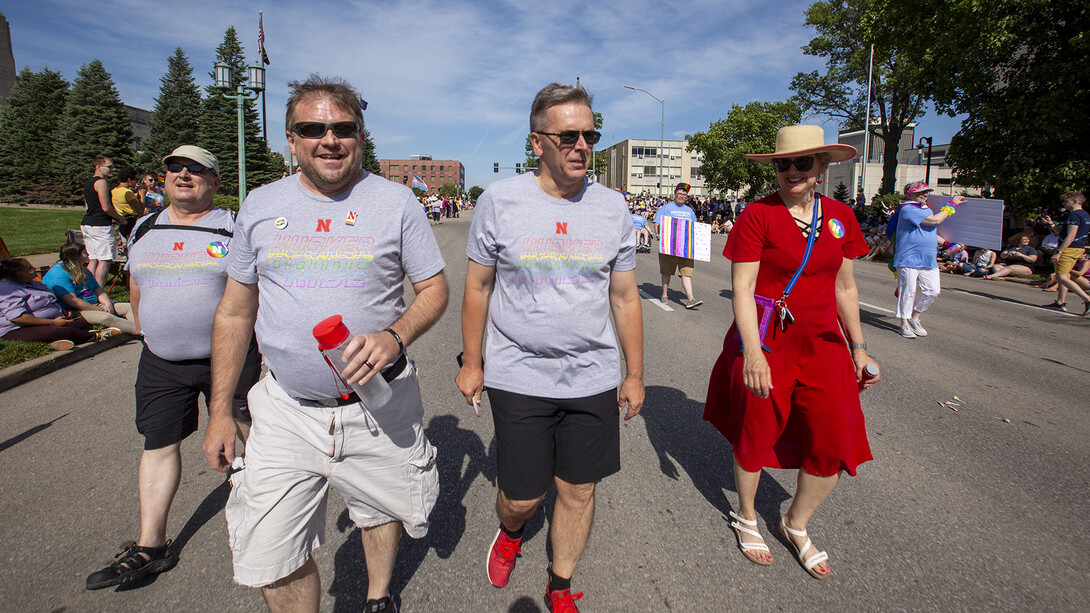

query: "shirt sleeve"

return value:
[42, 267, 75, 297]
[466, 187, 498, 266]
[227, 202, 260, 285]
[400, 191, 446, 282]
[0, 289, 29, 320]
[723, 204, 766, 262]
[613, 208, 637, 272]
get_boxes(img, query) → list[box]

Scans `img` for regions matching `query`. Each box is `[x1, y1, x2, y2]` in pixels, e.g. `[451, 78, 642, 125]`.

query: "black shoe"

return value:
[366, 595, 399, 612]
[1083, 302, 1090, 316]
[86, 540, 176, 590]
[1042, 301, 1068, 312]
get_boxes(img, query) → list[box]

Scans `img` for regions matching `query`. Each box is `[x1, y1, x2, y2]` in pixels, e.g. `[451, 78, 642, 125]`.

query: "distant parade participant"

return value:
[1042, 191, 1090, 315]
[655, 183, 702, 308]
[892, 182, 965, 338]
[80, 156, 125, 287]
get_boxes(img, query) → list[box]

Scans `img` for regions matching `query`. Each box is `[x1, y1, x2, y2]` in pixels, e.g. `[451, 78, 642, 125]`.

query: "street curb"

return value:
[0, 334, 136, 393]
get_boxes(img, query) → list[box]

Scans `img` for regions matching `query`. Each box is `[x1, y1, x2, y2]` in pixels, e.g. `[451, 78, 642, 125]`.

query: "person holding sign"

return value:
[654, 183, 702, 308]
[703, 125, 879, 579]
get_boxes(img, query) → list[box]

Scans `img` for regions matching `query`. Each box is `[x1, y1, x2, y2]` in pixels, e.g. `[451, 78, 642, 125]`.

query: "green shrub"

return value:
[214, 194, 239, 212]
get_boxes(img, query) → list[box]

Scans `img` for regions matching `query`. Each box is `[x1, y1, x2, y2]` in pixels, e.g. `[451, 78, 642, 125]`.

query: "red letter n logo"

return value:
[316, 219, 331, 232]
[173, 242, 184, 251]
[556, 222, 567, 235]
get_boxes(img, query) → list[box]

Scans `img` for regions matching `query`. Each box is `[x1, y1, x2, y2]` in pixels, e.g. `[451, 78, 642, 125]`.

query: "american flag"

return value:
[258, 12, 270, 65]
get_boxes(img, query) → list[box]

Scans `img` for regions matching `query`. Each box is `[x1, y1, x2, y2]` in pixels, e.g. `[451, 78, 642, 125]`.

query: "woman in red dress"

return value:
[704, 125, 881, 579]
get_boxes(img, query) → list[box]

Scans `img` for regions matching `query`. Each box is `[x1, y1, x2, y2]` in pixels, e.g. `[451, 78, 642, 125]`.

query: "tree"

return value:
[896, 0, 1088, 213]
[53, 60, 134, 198]
[686, 100, 803, 200]
[438, 183, 460, 198]
[789, 0, 929, 195]
[0, 67, 69, 202]
[360, 126, 380, 175]
[411, 187, 427, 199]
[833, 181, 851, 202]
[141, 48, 202, 168]
[198, 27, 280, 196]
[468, 185, 484, 203]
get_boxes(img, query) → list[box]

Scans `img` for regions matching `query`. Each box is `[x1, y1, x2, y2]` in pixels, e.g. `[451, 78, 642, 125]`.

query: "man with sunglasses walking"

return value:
[86, 145, 261, 590]
[655, 182, 703, 308]
[205, 75, 446, 613]
[457, 82, 644, 612]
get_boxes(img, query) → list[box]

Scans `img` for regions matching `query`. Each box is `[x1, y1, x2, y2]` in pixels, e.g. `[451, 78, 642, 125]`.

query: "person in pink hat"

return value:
[892, 182, 967, 338]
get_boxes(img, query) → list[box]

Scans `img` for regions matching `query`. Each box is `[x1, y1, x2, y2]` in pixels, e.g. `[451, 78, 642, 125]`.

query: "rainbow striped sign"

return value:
[659, 217, 711, 261]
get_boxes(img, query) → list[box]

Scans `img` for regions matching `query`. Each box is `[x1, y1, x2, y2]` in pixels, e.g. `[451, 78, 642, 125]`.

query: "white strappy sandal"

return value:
[728, 511, 772, 566]
[780, 518, 830, 579]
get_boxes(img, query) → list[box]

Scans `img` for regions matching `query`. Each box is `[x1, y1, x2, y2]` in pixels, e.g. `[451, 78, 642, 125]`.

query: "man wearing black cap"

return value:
[654, 182, 703, 308]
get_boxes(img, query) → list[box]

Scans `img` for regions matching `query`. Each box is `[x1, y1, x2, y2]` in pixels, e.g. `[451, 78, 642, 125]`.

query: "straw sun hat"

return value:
[746, 125, 857, 163]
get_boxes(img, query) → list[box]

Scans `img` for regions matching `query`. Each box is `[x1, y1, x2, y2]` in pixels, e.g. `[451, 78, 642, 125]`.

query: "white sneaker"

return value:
[900, 323, 917, 338]
[908, 318, 927, 337]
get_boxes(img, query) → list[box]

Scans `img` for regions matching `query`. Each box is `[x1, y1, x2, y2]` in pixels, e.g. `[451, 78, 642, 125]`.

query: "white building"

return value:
[596, 138, 711, 198]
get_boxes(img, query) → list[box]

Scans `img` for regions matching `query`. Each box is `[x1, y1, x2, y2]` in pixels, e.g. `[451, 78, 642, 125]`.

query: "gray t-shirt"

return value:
[127, 207, 235, 361]
[467, 173, 636, 398]
[228, 172, 445, 399]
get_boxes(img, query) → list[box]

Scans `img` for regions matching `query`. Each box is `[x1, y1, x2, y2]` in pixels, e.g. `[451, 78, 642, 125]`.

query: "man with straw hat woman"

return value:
[704, 124, 880, 579]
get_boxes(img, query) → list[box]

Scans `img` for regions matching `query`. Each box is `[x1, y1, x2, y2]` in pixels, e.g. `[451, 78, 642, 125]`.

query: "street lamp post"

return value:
[624, 85, 664, 199]
[214, 61, 266, 204]
[917, 136, 934, 186]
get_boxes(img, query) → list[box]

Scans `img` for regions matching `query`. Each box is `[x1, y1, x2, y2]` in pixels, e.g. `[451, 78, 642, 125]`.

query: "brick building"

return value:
[380, 155, 465, 194]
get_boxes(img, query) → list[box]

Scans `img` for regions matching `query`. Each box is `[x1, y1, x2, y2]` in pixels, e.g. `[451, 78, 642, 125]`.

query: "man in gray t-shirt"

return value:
[204, 76, 446, 613]
[86, 145, 261, 591]
[458, 82, 644, 610]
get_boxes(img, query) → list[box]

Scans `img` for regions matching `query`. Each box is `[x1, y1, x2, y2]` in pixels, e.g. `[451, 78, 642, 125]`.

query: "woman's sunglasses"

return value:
[291, 121, 361, 139]
[772, 157, 815, 172]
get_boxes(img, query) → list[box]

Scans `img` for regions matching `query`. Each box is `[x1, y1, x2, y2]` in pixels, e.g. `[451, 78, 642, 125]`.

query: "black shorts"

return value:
[488, 387, 620, 500]
[134, 339, 262, 450]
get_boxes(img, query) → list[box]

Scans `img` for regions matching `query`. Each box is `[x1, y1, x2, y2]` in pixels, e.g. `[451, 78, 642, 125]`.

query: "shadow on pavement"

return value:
[640, 385, 791, 529]
[860, 307, 899, 334]
[0, 412, 68, 454]
[509, 595, 545, 612]
[328, 414, 501, 612]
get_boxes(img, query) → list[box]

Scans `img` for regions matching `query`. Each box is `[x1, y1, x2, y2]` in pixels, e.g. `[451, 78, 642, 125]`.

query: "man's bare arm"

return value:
[203, 278, 258, 472]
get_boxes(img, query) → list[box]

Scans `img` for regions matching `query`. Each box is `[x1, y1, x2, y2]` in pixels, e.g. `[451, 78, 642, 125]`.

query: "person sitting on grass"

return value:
[42, 242, 138, 335]
[937, 242, 969, 273]
[0, 258, 118, 350]
[985, 236, 1040, 280]
[959, 247, 997, 276]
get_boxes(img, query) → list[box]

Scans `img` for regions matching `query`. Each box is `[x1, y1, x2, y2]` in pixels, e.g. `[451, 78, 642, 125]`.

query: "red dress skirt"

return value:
[703, 194, 873, 477]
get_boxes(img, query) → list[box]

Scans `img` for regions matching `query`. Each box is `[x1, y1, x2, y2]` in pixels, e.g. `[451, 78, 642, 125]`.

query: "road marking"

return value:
[947, 287, 1083, 317]
[639, 289, 674, 311]
[859, 301, 895, 314]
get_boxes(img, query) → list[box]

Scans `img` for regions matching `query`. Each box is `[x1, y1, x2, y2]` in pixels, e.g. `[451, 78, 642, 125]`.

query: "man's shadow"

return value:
[640, 385, 790, 528]
[328, 414, 500, 612]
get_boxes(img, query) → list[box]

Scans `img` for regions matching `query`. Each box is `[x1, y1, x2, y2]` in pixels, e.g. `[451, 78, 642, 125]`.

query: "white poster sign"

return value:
[926, 195, 1006, 250]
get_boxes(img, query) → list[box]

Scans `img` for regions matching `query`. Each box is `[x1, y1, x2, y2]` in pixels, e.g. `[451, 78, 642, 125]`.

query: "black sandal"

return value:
[86, 540, 176, 590]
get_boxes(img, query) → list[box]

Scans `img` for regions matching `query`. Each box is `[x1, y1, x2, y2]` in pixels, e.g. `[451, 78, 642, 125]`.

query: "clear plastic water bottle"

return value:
[312, 315, 393, 408]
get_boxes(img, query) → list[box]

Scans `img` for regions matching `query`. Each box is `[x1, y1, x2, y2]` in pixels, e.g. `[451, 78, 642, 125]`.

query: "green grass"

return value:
[0, 338, 54, 369]
[0, 207, 85, 256]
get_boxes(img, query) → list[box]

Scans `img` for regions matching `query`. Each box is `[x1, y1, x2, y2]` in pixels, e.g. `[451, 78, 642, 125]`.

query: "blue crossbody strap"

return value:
[780, 195, 820, 301]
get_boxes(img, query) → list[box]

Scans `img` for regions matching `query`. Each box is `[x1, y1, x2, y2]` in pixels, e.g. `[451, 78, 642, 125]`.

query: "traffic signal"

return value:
[516, 163, 521, 174]
[494, 163, 499, 173]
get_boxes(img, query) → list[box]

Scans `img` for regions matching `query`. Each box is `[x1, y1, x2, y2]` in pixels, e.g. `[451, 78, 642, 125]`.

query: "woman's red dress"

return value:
[703, 193, 873, 477]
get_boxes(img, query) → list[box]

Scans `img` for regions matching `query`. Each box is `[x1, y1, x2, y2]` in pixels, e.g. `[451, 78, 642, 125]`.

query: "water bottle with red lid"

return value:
[313, 315, 393, 408]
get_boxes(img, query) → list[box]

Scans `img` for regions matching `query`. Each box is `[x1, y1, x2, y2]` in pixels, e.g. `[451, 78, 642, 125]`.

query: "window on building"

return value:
[644, 166, 657, 175]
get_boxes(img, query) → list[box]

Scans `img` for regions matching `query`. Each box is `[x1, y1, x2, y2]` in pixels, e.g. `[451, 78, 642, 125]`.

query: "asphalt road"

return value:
[1, 211, 1087, 612]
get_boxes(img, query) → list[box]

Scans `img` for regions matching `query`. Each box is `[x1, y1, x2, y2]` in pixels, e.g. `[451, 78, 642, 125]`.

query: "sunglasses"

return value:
[166, 162, 215, 176]
[536, 130, 602, 146]
[771, 157, 815, 172]
[291, 121, 361, 139]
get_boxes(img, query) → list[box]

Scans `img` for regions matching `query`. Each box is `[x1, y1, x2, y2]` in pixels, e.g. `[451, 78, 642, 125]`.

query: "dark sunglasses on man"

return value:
[291, 121, 361, 139]
[771, 157, 815, 172]
[536, 130, 602, 146]
[166, 162, 215, 176]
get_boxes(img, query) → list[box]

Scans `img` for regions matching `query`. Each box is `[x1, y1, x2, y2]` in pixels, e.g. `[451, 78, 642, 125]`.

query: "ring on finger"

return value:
[364, 360, 375, 369]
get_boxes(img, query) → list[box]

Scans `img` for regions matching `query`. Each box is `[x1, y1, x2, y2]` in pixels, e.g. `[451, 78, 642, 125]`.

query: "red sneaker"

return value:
[486, 528, 521, 588]
[545, 582, 584, 612]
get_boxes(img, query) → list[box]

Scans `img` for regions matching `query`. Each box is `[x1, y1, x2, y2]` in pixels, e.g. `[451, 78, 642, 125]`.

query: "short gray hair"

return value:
[285, 74, 365, 129]
[530, 83, 594, 133]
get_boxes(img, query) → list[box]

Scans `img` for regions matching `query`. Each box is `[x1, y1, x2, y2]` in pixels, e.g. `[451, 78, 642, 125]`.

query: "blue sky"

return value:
[3, 0, 963, 190]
